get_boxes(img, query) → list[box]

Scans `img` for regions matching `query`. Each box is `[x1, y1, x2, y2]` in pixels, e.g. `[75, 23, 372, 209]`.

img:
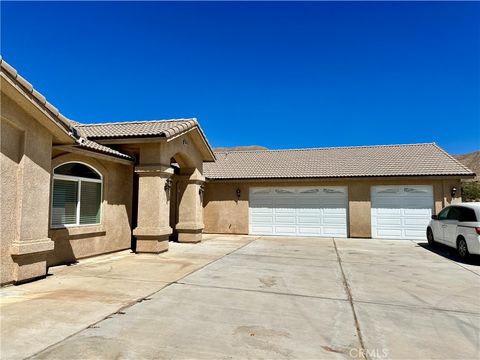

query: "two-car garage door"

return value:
[249, 187, 348, 237]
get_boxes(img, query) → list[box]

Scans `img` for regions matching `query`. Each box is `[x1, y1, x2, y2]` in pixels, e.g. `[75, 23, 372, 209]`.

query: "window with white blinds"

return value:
[51, 163, 102, 227]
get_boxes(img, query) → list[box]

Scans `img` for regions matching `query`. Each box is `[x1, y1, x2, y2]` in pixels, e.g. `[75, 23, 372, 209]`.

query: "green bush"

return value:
[462, 181, 480, 202]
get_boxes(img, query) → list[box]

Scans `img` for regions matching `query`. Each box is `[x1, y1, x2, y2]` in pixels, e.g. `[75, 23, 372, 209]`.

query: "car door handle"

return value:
[441, 224, 448, 228]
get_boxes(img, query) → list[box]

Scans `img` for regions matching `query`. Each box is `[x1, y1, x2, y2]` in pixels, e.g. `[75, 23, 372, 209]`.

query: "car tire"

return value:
[427, 228, 435, 247]
[457, 237, 469, 259]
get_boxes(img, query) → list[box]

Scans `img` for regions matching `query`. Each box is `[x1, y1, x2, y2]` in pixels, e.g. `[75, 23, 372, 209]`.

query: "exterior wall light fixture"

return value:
[451, 187, 457, 198]
[199, 184, 205, 195]
[164, 178, 173, 194]
[236, 188, 241, 199]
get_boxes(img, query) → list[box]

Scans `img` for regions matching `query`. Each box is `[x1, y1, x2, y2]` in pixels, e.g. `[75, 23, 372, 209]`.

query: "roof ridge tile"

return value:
[76, 118, 195, 127]
[214, 142, 437, 154]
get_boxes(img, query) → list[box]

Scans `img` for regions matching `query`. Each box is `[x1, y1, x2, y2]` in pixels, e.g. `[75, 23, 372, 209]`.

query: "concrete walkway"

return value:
[1, 235, 479, 359]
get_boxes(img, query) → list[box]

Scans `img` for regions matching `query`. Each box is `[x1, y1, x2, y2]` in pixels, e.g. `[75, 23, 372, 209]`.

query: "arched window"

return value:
[51, 162, 103, 227]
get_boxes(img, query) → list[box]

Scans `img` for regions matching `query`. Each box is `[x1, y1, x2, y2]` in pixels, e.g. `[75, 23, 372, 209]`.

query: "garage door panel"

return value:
[323, 207, 347, 215]
[250, 206, 273, 213]
[323, 227, 347, 237]
[275, 215, 296, 225]
[323, 215, 347, 225]
[375, 217, 402, 226]
[274, 226, 297, 235]
[298, 206, 321, 215]
[374, 206, 403, 215]
[298, 227, 322, 235]
[403, 218, 429, 226]
[375, 228, 403, 238]
[372, 185, 433, 240]
[250, 215, 274, 224]
[297, 216, 321, 225]
[403, 204, 432, 218]
[249, 187, 348, 237]
[404, 229, 427, 238]
[250, 225, 274, 235]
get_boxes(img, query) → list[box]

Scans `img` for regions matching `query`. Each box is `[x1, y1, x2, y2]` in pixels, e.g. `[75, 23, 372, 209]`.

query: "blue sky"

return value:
[2, 1, 479, 154]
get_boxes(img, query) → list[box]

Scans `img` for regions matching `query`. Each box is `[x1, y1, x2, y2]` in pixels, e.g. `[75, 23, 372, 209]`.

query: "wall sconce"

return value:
[199, 184, 205, 196]
[164, 178, 173, 195]
[236, 188, 241, 199]
[451, 187, 457, 198]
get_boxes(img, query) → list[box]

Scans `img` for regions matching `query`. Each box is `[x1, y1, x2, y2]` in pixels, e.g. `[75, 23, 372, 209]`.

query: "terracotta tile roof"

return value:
[204, 143, 475, 180]
[76, 138, 133, 160]
[76, 119, 199, 139]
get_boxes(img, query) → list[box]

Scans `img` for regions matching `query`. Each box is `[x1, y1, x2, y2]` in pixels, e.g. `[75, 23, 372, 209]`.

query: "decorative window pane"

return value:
[299, 189, 319, 194]
[252, 188, 271, 194]
[377, 188, 398, 194]
[323, 188, 343, 194]
[275, 188, 295, 194]
[404, 187, 427, 194]
[51, 179, 78, 226]
[80, 182, 101, 224]
[54, 163, 100, 179]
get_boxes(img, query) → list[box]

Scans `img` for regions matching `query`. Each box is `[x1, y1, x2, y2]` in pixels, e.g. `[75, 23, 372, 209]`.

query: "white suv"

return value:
[427, 203, 480, 259]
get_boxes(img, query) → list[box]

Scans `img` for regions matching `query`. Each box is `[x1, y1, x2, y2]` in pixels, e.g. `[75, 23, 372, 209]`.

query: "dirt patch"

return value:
[258, 276, 277, 288]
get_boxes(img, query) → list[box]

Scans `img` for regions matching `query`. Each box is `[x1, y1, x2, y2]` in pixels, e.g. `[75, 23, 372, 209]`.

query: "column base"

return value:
[10, 238, 54, 284]
[177, 232, 202, 243]
[133, 227, 172, 253]
[176, 225, 203, 243]
[136, 238, 169, 253]
[11, 252, 49, 284]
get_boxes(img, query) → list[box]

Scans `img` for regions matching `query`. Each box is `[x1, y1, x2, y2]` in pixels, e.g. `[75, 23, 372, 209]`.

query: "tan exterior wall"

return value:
[1, 94, 54, 285]
[48, 153, 133, 266]
[203, 177, 463, 238]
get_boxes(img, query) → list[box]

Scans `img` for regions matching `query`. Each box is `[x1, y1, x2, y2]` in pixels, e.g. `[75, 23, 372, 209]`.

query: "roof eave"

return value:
[205, 173, 476, 181]
[53, 144, 134, 165]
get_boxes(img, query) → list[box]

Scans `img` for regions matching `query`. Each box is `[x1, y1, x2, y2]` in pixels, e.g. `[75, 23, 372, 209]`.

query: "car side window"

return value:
[446, 206, 461, 221]
[459, 207, 477, 222]
[437, 207, 450, 220]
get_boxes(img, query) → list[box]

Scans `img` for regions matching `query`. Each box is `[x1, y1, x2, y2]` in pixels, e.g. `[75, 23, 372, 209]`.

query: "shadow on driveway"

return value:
[417, 242, 480, 266]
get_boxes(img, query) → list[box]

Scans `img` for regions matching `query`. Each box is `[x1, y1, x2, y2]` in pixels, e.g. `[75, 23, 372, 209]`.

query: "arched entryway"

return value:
[169, 153, 205, 243]
[132, 134, 206, 253]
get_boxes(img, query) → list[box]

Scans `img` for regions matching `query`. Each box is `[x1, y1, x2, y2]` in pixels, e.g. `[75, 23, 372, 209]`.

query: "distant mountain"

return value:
[214, 145, 268, 152]
[454, 151, 480, 181]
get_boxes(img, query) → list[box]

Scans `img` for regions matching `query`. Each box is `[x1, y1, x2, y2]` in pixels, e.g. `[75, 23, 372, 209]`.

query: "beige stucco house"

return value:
[1, 58, 475, 285]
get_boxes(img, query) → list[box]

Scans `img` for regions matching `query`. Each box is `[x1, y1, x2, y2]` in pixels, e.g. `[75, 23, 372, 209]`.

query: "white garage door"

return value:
[249, 187, 348, 237]
[371, 185, 433, 240]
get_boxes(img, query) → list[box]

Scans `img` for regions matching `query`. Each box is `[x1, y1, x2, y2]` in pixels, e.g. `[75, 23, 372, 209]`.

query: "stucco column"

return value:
[176, 170, 205, 243]
[9, 129, 54, 283]
[133, 165, 173, 253]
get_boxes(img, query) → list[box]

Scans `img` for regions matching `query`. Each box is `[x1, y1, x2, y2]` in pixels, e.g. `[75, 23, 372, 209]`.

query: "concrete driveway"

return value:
[1, 235, 479, 359]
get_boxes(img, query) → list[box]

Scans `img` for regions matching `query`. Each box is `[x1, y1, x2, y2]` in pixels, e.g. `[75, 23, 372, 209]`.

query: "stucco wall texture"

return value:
[1, 94, 54, 285]
[203, 178, 462, 238]
[48, 153, 133, 266]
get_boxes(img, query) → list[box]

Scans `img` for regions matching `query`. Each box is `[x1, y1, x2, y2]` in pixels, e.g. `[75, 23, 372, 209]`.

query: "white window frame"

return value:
[50, 162, 103, 228]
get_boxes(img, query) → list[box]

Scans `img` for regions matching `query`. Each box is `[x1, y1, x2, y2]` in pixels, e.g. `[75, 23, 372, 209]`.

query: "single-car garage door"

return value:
[371, 185, 433, 240]
[249, 187, 348, 237]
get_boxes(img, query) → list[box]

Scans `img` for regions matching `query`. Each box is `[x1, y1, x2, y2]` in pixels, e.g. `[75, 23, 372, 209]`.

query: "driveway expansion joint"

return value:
[175, 280, 350, 302]
[333, 238, 369, 360]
